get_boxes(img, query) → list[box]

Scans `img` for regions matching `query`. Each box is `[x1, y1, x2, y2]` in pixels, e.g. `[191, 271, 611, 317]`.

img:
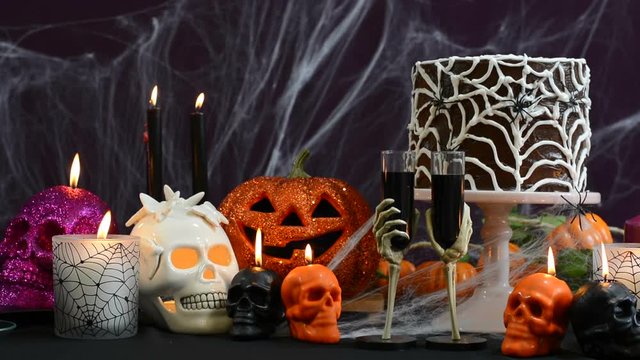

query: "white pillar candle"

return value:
[52, 234, 139, 339]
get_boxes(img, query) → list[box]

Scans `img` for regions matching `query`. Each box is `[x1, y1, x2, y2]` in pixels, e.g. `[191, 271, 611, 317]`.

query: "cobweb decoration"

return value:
[52, 240, 139, 339]
[593, 249, 640, 301]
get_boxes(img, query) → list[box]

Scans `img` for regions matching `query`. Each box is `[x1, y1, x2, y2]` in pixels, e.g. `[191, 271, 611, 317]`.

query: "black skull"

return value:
[570, 281, 640, 359]
[226, 267, 284, 339]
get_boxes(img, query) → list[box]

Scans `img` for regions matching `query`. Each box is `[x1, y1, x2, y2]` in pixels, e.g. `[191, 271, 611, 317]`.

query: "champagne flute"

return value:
[431, 150, 465, 342]
[380, 150, 415, 341]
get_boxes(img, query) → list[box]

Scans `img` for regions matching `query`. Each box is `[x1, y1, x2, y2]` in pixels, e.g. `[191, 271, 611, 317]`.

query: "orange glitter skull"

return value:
[502, 273, 573, 357]
[281, 264, 341, 343]
[219, 150, 378, 298]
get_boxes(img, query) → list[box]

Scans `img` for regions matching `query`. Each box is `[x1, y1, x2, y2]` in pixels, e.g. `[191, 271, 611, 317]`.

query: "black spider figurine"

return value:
[565, 90, 581, 113]
[560, 185, 596, 231]
[429, 84, 458, 114]
[504, 89, 542, 124]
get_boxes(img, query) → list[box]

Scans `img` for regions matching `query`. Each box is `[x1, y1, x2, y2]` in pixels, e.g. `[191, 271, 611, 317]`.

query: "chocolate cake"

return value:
[409, 55, 591, 192]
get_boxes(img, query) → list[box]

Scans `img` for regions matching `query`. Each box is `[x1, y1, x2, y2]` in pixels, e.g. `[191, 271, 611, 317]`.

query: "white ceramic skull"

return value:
[126, 185, 239, 334]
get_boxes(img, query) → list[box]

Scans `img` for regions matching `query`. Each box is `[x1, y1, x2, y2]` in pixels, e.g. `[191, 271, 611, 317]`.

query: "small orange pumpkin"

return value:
[376, 260, 416, 287]
[376, 259, 418, 298]
[547, 213, 612, 251]
[412, 261, 477, 298]
[219, 150, 378, 298]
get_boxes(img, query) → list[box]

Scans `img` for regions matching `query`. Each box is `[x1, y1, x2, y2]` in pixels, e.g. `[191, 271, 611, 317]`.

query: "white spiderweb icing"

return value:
[409, 55, 591, 192]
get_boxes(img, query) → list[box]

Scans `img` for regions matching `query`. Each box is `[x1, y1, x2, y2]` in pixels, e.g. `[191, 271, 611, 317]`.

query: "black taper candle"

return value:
[147, 85, 163, 200]
[191, 93, 207, 199]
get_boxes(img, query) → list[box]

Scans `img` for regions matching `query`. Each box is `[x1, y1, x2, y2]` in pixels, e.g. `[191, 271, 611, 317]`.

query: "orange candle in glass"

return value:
[281, 244, 342, 343]
[501, 247, 573, 357]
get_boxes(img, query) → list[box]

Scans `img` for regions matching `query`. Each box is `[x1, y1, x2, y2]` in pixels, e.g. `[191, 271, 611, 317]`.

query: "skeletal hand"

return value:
[373, 198, 409, 266]
[426, 203, 472, 264]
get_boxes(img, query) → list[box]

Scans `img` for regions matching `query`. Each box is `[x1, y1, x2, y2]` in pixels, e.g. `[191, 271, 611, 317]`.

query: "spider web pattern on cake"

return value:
[593, 250, 640, 299]
[53, 240, 139, 338]
[409, 55, 591, 192]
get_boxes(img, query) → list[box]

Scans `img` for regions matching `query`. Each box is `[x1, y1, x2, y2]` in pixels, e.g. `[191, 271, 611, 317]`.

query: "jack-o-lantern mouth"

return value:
[243, 226, 342, 259]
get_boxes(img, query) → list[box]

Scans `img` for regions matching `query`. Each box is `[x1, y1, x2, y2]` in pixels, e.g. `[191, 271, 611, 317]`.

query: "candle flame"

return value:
[547, 247, 556, 276]
[601, 242, 609, 280]
[195, 93, 205, 110]
[97, 211, 111, 239]
[69, 153, 80, 188]
[305, 244, 313, 265]
[150, 85, 158, 107]
[255, 228, 262, 267]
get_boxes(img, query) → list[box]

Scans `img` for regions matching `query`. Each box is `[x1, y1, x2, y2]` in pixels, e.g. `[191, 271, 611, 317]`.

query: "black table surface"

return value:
[0, 312, 591, 360]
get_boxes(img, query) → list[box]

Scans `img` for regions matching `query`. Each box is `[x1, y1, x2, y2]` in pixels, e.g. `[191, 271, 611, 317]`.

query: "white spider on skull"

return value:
[126, 185, 239, 334]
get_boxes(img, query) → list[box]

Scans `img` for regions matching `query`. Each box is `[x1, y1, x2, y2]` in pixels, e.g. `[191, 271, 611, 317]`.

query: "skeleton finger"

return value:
[374, 199, 396, 223]
[374, 206, 402, 233]
[375, 219, 408, 242]
[425, 209, 445, 257]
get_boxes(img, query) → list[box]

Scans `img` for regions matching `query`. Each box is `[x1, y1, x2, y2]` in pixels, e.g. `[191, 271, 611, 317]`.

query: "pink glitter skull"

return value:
[0, 185, 116, 311]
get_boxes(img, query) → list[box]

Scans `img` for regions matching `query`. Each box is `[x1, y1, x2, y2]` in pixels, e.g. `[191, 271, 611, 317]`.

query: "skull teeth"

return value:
[179, 292, 227, 310]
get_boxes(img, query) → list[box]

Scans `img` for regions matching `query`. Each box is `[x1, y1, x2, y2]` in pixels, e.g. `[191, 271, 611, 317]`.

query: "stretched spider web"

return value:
[53, 241, 139, 338]
[593, 250, 640, 299]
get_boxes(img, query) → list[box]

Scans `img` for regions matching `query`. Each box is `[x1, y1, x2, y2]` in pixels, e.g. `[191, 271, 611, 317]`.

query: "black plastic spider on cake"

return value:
[565, 90, 581, 113]
[429, 84, 459, 114]
[560, 185, 596, 231]
[505, 88, 543, 125]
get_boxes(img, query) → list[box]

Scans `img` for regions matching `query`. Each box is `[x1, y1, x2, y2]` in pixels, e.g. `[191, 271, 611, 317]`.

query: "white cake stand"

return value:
[415, 189, 601, 333]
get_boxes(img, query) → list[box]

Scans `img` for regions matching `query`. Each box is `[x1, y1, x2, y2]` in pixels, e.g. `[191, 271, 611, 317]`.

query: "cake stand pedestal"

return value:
[415, 190, 601, 333]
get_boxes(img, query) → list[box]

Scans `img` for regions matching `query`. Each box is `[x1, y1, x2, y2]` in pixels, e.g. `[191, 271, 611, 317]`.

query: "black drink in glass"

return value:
[431, 174, 464, 249]
[431, 151, 465, 250]
[381, 171, 414, 250]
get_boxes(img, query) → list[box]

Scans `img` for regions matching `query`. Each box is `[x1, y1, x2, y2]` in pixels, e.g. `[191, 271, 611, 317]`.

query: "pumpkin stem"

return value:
[288, 149, 311, 178]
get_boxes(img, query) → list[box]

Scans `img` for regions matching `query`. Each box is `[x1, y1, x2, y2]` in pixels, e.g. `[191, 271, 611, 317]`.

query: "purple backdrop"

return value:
[0, 0, 638, 231]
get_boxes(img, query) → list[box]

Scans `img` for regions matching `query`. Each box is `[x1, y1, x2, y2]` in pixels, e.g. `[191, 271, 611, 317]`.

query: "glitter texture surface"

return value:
[219, 176, 378, 299]
[0, 185, 116, 312]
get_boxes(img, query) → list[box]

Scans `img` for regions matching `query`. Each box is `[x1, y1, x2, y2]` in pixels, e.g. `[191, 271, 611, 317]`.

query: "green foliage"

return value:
[508, 211, 592, 291]
[556, 249, 592, 291]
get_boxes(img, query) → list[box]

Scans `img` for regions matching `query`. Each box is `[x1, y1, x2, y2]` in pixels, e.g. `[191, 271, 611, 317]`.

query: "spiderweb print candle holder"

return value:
[593, 243, 640, 307]
[52, 235, 139, 339]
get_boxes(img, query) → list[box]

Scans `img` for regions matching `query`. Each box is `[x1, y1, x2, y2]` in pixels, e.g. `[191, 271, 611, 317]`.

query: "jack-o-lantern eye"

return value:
[312, 199, 340, 218]
[208, 244, 232, 266]
[250, 197, 275, 213]
[171, 248, 199, 269]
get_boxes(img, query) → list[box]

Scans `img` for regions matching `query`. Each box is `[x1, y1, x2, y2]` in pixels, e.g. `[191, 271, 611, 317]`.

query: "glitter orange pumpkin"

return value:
[218, 150, 378, 298]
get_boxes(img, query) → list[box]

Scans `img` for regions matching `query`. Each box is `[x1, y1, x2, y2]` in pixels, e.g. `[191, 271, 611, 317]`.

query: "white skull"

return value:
[126, 186, 239, 334]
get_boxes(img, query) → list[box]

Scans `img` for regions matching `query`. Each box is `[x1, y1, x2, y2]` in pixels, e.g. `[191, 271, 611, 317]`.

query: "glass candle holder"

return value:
[593, 243, 640, 307]
[52, 234, 139, 339]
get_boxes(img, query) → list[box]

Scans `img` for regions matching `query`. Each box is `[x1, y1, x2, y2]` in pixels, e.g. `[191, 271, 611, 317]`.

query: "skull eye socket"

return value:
[37, 220, 64, 252]
[171, 248, 199, 269]
[227, 286, 243, 305]
[307, 286, 326, 302]
[312, 199, 340, 218]
[4, 218, 29, 245]
[508, 296, 520, 310]
[251, 198, 275, 213]
[249, 286, 269, 307]
[208, 244, 232, 266]
[528, 300, 543, 318]
[614, 299, 635, 319]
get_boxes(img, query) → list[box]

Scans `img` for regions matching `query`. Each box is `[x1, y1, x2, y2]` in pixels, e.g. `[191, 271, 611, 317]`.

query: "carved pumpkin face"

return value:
[219, 175, 378, 299]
